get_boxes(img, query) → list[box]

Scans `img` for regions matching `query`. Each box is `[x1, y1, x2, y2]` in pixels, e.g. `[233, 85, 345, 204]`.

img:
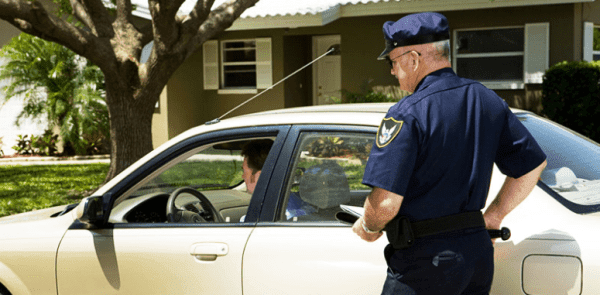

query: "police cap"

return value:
[378, 12, 450, 60]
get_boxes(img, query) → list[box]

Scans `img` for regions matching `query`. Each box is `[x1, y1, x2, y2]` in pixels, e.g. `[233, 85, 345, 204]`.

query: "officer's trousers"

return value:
[381, 227, 494, 295]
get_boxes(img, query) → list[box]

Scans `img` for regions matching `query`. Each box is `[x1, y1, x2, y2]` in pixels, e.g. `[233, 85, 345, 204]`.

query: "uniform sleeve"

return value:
[362, 114, 420, 196]
[495, 110, 547, 178]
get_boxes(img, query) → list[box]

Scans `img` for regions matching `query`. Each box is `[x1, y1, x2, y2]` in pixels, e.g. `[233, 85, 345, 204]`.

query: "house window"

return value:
[221, 40, 257, 88]
[594, 26, 600, 61]
[453, 24, 549, 89]
[454, 27, 524, 85]
[203, 38, 272, 93]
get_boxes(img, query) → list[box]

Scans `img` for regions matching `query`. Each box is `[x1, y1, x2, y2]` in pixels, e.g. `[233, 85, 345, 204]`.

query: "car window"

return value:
[518, 114, 600, 210]
[109, 138, 274, 224]
[277, 132, 374, 222]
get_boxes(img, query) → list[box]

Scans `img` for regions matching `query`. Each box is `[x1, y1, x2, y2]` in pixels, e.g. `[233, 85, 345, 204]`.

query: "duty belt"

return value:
[385, 211, 487, 250]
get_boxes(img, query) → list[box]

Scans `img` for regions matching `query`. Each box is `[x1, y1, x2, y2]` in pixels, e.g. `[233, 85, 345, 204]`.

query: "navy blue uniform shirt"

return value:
[362, 68, 546, 222]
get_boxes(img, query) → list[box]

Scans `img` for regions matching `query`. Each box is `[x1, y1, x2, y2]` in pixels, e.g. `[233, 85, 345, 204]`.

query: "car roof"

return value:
[240, 103, 395, 117]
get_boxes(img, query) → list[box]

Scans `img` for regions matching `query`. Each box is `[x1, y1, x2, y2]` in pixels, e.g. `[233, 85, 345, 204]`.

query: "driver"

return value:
[241, 139, 273, 194]
[240, 139, 314, 221]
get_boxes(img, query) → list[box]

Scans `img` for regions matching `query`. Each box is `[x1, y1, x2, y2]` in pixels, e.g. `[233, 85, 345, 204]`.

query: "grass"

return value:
[0, 163, 109, 218]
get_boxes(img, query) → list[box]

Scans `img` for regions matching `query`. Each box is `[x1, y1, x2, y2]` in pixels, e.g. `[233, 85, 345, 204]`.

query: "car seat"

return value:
[297, 160, 351, 221]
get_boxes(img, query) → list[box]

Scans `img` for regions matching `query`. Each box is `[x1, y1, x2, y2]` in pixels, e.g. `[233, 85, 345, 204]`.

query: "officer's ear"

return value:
[410, 51, 420, 71]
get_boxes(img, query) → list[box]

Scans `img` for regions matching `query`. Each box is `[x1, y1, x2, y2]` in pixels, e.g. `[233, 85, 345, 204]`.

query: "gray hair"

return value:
[432, 40, 450, 61]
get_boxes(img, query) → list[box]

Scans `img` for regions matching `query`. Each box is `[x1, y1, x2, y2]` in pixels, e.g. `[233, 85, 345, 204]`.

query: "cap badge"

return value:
[376, 117, 404, 148]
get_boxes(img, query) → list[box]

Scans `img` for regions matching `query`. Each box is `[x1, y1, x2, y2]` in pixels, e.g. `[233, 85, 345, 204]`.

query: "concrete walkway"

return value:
[0, 154, 110, 166]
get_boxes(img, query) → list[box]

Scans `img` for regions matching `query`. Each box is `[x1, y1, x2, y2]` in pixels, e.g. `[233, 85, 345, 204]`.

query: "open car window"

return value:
[277, 132, 375, 222]
[518, 113, 600, 212]
[109, 138, 274, 224]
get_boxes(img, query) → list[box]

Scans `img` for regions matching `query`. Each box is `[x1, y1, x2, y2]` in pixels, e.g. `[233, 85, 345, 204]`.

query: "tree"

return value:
[0, 32, 109, 155]
[0, 0, 260, 182]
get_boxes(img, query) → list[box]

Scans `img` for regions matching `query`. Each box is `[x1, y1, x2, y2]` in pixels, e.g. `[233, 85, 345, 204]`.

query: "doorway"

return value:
[312, 35, 341, 105]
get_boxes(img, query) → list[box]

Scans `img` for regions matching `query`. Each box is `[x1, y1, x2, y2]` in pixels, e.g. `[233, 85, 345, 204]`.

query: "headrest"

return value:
[299, 161, 350, 209]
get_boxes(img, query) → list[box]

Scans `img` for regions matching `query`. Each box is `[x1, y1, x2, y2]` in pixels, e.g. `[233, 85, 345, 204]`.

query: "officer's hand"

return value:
[352, 217, 383, 242]
[484, 212, 502, 245]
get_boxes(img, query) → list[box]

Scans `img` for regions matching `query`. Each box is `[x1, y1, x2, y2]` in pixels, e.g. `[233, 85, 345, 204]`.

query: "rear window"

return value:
[518, 113, 600, 213]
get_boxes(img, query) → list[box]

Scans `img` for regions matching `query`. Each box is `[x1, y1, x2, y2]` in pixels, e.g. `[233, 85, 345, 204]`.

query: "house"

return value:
[3, 1, 600, 151]
[144, 0, 600, 148]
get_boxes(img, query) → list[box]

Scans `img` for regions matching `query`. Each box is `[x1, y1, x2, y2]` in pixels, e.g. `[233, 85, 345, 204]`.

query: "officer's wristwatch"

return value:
[362, 219, 381, 234]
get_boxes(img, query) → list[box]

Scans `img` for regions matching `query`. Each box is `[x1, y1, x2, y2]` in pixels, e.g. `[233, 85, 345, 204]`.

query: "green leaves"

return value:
[0, 33, 109, 155]
[542, 61, 600, 143]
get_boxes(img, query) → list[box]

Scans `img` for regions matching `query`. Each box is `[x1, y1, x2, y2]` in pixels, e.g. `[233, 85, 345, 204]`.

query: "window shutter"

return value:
[584, 22, 594, 62]
[255, 38, 273, 89]
[524, 23, 549, 84]
[203, 40, 219, 90]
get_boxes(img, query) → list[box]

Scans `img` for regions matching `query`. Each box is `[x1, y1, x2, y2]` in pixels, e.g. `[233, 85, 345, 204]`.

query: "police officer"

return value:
[352, 12, 548, 294]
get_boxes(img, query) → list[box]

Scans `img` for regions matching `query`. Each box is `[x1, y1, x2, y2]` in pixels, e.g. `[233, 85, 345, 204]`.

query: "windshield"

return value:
[518, 113, 600, 211]
[133, 146, 244, 197]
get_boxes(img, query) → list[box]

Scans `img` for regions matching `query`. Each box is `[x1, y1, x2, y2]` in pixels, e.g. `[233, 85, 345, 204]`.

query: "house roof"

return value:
[133, 0, 593, 31]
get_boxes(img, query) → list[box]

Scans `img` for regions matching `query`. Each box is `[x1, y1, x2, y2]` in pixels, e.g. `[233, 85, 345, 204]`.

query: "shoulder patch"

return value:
[376, 117, 404, 148]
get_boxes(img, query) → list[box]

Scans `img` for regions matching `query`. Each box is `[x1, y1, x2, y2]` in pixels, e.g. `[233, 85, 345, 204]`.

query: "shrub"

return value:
[31, 129, 59, 156]
[339, 80, 409, 104]
[542, 61, 600, 142]
[12, 135, 34, 155]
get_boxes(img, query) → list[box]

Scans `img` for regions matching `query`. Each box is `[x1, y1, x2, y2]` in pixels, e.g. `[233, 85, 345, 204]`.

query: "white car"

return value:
[0, 103, 598, 295]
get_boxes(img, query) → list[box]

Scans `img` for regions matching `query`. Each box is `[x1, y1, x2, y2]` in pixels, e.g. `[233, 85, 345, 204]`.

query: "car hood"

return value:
[0, 205, 70, 225]
[0, 204, 78, 242]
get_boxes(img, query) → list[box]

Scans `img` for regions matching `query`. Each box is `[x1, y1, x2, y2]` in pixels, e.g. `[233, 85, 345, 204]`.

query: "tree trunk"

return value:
[104, 80, 156, 183]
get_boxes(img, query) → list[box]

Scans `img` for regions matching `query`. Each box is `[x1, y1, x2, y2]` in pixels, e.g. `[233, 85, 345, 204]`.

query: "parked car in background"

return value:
[0, 103, 598, 295]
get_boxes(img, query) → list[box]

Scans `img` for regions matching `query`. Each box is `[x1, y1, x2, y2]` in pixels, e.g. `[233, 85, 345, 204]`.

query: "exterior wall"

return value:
[160, 29, 287, 143]
[0, 21, 20, 47]
[151, 87, 169, 149]
[444, 4, 576, 113]
[156, 2, 595, 146]
[583, 1, 600, 24]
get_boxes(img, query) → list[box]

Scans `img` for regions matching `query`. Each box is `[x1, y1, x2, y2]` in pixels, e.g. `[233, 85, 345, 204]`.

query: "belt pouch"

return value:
[385, 216, 415, 250]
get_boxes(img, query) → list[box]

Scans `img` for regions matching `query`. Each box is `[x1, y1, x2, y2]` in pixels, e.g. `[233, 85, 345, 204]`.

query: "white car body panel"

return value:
[487, 165, 600, 295]
[0, 205, 74, 295]
[56, 227, 253, 294]
[243, 227, 387, 295]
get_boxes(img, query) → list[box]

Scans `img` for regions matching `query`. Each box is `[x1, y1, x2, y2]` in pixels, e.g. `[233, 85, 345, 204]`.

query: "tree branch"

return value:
[0, 0, 115, 72]
[148, 0, 186, 54]
[182, 0, 215, 34]
[1, 1, 88, 52]
[69, 0, 95, 32]
[77, 0, 114, 37]
[115, 0, 133, 23]
[187, 0, 259, 56]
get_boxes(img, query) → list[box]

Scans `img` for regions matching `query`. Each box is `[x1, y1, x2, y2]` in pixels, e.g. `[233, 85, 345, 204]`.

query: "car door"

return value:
[56, 126, 290, 295]
[242, 126, 388, 295]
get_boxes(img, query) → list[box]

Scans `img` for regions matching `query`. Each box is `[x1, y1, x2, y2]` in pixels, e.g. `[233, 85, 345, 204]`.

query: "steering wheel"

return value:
[166, 187, 223, 223]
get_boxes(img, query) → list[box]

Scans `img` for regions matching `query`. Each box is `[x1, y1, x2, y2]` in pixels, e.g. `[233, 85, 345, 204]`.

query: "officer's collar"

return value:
[413, 67, 456, 93]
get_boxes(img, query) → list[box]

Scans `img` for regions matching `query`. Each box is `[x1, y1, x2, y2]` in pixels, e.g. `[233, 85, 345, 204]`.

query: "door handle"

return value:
[190, 243, 229, 261]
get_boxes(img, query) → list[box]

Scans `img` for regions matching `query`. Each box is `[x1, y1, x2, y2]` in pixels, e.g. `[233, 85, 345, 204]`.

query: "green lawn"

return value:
[0, 164, 109, 217]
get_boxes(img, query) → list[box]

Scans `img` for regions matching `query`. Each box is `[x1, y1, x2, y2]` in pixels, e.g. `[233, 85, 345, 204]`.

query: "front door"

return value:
[313, 35, 341, 105]
[56, 127, 289, 294]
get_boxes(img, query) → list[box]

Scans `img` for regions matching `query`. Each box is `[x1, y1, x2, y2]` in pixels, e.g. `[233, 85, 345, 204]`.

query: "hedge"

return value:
[542, 61, 600, 143]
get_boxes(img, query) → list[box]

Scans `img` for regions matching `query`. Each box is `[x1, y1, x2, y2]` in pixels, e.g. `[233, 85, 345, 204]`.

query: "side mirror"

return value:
[75, 196, 104, 228]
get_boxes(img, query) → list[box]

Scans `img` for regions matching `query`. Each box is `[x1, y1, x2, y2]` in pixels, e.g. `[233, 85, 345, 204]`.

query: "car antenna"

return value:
[205, 46, 338, 125]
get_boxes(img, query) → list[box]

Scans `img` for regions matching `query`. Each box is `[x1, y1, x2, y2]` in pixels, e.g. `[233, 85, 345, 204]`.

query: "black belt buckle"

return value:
[385, 216, 415, 250]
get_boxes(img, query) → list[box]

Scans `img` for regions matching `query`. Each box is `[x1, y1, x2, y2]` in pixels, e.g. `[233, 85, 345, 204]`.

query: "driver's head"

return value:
[241, 139, 273, 194]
